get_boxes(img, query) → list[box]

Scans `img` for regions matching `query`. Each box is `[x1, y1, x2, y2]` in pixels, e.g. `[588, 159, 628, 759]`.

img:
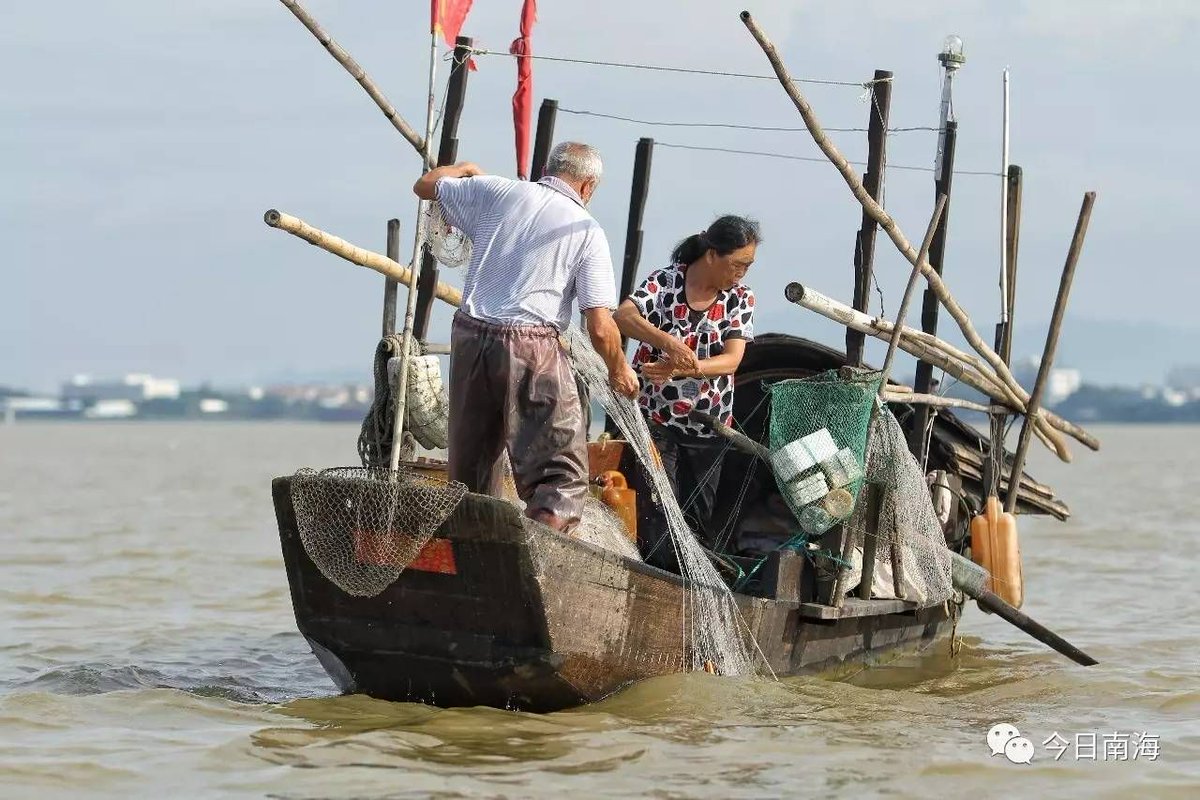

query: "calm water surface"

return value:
[0, 423, 1196, 798]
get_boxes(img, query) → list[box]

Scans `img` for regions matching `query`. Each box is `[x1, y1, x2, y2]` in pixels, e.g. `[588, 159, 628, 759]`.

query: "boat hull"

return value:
[273, 477, 955, 712]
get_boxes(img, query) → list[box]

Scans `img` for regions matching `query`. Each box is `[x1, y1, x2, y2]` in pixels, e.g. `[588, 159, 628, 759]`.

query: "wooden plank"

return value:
[857, 484, 883, 600]
[798, 598, 916, 620]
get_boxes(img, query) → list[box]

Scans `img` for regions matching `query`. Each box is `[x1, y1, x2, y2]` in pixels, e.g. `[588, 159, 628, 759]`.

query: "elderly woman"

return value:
[613, 215, 760, 571]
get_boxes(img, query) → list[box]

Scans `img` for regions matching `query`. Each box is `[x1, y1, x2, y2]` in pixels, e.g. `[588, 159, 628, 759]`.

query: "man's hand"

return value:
[454, 161, 484, 178]
[609, 363, 639, 399]
[661, 336, 700, 373]
[413, 161, 486, 199]
[640, 359, 675, 385]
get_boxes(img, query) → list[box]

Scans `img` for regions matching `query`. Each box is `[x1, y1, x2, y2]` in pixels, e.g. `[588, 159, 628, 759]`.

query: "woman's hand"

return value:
[641, 359, 676, 385]
[661, 337, 700, 373]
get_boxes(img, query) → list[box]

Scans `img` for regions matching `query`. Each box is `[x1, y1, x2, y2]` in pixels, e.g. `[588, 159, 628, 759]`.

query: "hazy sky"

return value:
[5, 1, 1198, 392]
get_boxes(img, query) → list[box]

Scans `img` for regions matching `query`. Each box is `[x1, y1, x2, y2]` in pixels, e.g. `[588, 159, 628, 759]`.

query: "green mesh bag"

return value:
[767, 368, 882, 535]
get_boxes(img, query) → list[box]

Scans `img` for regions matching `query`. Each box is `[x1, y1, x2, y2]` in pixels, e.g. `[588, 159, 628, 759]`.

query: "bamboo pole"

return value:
[785, 283, 1089, 460]
[278, 0, 429, 165]
[879, 194, 947, 389]
[796, 282, 1087, 456]
[263, 209, 462, 306]
[388, 24, 444, 474]
[739, 12, 1042, 439]
[1005, 193, 1095, 512]
[881, 391, 992, 414]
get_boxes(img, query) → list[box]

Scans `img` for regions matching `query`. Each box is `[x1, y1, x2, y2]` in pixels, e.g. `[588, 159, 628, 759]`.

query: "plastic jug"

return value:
[599, 470, 638, 544]
[970, 496, 1024, 608]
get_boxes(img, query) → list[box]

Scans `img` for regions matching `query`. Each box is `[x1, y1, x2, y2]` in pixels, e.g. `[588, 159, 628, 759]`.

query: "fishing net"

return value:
[575, 495, 643, 562]
[290, 467, 467, 597]
[843, 405, 954, 607]
[423, 201, 472, 269]
[564, 327, 758, 677]
[359, 335, 449, 469]
[768, 368, 881, 536]
[767, 369, 952, 608]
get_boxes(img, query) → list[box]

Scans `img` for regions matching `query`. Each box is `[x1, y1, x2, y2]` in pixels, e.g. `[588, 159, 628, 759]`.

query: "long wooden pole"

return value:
[846, 69, 892, 366]
[414, 36, 473, 340]
[381, 219, 401, 337]
[1005, 193, 1096, 511]
[619, 137, 655, 349]
[738, 12, 1055, 448]
[278, 0, 428, 163]
[879, 194, 947, 390]
[785, 282, 1097, 458]
[388, 23, 444, 473]
[951, 552, 1097, 665]
[530, 98, 558, 181]
[1003, 165, 1024, 361]
[910, 121, 957, 461]
[984, 165, 1025, 497]
[263, 209, 462, 306]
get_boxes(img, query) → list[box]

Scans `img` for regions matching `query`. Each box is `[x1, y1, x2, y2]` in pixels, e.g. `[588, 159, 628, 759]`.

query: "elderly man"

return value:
[413, 142, 637, 533]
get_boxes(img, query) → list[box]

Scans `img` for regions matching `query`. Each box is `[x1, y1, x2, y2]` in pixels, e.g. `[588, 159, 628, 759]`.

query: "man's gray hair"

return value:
[545, 141, 603, 182]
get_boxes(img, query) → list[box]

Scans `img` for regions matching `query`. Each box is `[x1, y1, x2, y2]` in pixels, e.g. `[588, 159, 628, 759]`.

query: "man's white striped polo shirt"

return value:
[436, 174, 616, 330]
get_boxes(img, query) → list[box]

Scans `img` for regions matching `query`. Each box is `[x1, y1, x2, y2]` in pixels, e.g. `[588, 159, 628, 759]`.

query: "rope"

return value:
[464, 46, 883, 87]
[557, 107, 938, 134]
[656, 142, 1005, 177]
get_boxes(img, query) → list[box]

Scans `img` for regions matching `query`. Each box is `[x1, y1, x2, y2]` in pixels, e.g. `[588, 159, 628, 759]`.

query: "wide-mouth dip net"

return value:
[564, 327, 759, 677]
[768, 368, 881, 536]
[424, 201, 472, 269]
[290, 467, 467, 597]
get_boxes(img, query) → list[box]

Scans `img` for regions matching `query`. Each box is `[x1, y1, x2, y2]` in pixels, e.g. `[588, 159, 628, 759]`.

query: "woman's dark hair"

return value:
[671, 214, 762, 265]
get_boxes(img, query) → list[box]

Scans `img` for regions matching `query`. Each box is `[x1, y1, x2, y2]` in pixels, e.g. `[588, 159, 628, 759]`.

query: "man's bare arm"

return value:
[412, 161, 484, 200]
[584, 307, 638, 398]
[613, 299, 700, 372]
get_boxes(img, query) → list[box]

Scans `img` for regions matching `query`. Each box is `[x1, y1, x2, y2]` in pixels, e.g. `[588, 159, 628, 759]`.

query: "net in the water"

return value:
[424, 201, 472, 269]
[563, 327, 758, 677]
[290, 467, 467, 597]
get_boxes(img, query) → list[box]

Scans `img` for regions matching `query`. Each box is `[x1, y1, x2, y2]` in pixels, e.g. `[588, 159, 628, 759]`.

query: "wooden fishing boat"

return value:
[271, 335, 1066, 712]
[264, 5, 1098, 713]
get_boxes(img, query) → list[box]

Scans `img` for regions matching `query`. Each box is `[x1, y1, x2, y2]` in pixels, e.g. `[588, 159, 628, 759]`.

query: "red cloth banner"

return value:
[510, 0, 537, 179]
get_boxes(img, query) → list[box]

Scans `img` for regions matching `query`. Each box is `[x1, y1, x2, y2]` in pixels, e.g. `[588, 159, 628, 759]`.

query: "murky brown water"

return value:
[1, 422, 1196, 797]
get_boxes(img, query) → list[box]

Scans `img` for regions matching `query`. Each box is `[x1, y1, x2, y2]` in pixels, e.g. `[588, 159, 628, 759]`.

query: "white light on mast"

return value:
[935, 34, 966, 180]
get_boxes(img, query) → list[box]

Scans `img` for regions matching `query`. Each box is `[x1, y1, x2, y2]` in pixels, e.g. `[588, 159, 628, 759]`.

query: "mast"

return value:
[388, 20, 442, 472]
[909, 35, 965, 465]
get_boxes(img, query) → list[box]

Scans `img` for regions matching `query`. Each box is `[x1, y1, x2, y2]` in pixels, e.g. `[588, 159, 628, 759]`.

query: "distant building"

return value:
[1166, 365, 1200, 392]
[1011, 357, 1081, 406]
[62, 373, 181, 403]
[198, 398, 229, 414]
[83, 399, 138, 419]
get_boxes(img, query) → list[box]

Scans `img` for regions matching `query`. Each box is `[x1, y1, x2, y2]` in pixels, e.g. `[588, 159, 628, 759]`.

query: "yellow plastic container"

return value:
[598, 470, 638, 544]
[970, 496, 1024, 608]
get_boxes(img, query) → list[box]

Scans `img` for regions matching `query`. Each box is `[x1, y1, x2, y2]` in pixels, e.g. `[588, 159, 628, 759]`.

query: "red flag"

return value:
[432, 0, 477, 69]
[431, 0, 472, 43]
[510, 0, 537, 179]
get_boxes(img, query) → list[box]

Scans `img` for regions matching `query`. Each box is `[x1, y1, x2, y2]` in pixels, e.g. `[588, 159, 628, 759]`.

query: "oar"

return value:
[950, 552, 1097, 666]
[688, 409, 1099, 666]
